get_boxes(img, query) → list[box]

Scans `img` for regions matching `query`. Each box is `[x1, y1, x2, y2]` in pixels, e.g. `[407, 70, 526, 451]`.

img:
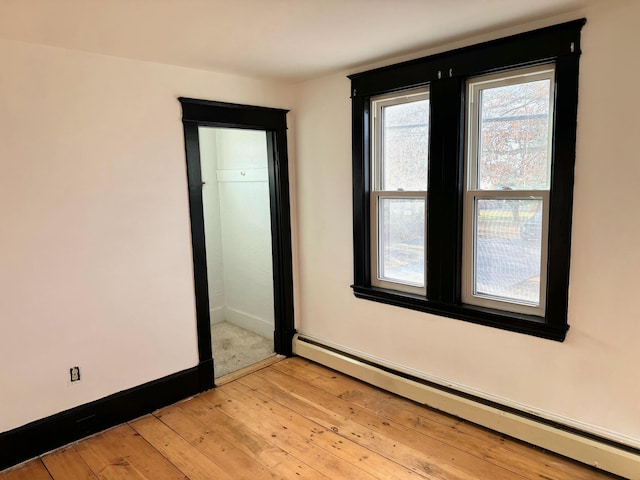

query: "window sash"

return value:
[466, 65, 556, 192]
[462, 189, 549, 315]
[371, 88, 430, 192]
[371, 191, 427, 295]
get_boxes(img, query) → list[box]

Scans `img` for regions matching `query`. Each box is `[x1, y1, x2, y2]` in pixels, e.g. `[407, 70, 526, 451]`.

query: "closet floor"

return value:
[212, 321, 274, 378]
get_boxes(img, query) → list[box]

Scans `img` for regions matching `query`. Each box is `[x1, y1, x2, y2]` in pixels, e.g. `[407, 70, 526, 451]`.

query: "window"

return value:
[350, 20, 585, 340]
[463, 65, 554, 316]
[371, 88, 429, 295]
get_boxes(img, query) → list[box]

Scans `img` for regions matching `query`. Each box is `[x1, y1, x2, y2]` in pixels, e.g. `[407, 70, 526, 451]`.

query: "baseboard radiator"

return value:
[293, 334, 639, 479]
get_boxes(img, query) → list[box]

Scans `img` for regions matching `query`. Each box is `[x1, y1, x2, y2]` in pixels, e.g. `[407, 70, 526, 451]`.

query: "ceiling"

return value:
[0, 0, 591, 83]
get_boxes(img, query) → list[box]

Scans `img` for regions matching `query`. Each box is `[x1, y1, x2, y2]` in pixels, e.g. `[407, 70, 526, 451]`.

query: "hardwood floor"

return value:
[0, 357, 618, 480]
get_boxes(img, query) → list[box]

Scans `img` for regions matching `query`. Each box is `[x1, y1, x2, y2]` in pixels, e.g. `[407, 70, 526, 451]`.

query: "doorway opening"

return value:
[179, 98, 295, 389]
[200, 127, 275, 378]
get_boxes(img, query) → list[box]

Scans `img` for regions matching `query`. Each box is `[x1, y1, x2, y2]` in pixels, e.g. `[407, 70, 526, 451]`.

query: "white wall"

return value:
[0, 38, 293, 433]
[217, 129, 275, 337]
[200, 127, 275, 337]
[199, 128, 226, 321]
[293, 0, 640, 447]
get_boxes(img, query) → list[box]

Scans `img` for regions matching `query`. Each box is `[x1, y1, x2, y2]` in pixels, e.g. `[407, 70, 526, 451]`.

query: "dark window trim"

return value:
[350, 19, 585, 341]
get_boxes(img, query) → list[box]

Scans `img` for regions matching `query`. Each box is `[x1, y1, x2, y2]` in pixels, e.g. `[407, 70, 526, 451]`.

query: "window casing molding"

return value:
[349, 19, 585, 341]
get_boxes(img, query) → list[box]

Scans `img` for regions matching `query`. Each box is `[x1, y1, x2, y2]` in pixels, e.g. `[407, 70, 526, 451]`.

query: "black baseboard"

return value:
[0, 363, 208, 471]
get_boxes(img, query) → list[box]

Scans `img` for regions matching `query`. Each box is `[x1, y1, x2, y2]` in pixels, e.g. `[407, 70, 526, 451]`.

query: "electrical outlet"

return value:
[70, 366, 81, 382]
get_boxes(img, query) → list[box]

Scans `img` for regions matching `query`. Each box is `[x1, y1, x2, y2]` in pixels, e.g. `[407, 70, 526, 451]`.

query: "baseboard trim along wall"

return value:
[225, 307, 273, 339]
[293, 334, 640, 480]
[0, 363, 208, 472]
[210, 306, 273, 339]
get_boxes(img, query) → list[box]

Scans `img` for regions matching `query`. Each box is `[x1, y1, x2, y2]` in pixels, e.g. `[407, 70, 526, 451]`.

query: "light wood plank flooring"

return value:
[0, 357, 619, 480]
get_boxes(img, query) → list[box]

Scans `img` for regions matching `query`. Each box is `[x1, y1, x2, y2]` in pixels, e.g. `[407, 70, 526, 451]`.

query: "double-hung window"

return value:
[350, 20, 584, 340]
[463, 65, 554, 316]
[371, 89, 429, 295]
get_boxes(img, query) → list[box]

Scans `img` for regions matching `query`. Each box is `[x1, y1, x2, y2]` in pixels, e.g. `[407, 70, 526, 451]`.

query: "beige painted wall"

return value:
[293, 0, 640, 446]
[0, 38, 293, 432]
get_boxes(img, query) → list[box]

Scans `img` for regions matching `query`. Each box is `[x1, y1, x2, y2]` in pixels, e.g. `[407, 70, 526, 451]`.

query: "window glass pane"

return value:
[381, 99, 429, 191]
[474, 198, 542, 305]
[378, 197, 425, 286]
[477, 79, 551, 190]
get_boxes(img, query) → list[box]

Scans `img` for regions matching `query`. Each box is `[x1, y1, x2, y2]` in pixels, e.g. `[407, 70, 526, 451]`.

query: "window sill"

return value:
[351, 285, 568, 341]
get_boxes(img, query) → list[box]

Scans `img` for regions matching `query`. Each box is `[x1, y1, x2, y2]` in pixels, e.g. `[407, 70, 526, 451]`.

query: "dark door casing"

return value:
[179, 98, 295, 390]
